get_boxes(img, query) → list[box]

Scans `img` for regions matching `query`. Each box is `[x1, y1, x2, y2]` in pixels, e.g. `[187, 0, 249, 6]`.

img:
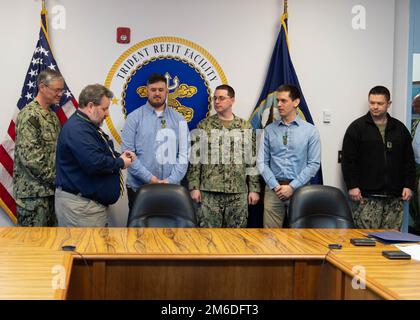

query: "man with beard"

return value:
[121, 74, 189, 213]
[55, 84, 135, 227]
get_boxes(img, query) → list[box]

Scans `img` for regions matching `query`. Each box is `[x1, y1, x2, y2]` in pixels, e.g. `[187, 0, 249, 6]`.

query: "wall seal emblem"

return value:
[105, 36, 227, 145]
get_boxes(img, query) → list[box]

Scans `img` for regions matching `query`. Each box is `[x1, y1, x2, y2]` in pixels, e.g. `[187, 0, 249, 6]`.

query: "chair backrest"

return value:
[287, 185, 354, 228]
[127, 184, 197, 228]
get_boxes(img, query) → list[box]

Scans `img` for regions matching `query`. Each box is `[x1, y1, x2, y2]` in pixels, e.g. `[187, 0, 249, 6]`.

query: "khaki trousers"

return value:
[55, 188, 107, 227]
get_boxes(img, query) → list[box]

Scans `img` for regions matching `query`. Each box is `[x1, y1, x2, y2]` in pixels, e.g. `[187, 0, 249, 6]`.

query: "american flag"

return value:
[0, 9, 78, 224]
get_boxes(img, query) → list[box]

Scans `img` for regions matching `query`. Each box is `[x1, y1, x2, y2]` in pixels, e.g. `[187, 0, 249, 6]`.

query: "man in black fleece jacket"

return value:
[341, 86, 415, 229]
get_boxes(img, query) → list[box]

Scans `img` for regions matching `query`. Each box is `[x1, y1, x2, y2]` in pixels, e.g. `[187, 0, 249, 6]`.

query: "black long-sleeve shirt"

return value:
[341, 112, 415, 197]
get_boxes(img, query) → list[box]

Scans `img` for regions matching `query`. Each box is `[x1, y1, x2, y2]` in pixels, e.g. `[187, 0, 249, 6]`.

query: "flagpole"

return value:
[42, 0, 46, 11]
[267, 1, 289, 127]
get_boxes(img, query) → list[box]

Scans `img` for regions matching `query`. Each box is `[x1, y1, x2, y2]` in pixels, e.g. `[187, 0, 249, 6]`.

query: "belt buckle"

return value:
[368, 193, 389, 199]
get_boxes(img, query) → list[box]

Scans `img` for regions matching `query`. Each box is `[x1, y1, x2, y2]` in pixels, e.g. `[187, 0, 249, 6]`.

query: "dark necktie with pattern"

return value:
[97, 127, 124, 197]
[412, 119, 420, 139]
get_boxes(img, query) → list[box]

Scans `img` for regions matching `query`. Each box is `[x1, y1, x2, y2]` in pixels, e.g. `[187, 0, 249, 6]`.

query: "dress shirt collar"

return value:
[277, 114, 302, 127]
[144, 101, 168, 116]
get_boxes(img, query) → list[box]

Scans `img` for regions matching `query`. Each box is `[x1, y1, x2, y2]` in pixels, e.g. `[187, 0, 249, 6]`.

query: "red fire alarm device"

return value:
[117, 27, 131, 44]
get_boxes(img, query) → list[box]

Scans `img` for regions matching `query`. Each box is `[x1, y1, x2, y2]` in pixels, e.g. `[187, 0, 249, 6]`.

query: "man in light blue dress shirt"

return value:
[121, 74, 189, 212]
[412, 95, 420, 166]
[257, 84, 321, 228]
[412, 94, 420, 229]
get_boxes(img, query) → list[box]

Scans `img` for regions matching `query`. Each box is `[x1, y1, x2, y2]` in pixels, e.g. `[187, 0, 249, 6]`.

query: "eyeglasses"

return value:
[43, 83, 65, 94]
[213, 96, 230, 102]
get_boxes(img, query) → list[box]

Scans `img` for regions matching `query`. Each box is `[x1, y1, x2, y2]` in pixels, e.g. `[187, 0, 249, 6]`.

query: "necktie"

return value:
[97, 127, 125, 197]
[412, 119, 420, 139]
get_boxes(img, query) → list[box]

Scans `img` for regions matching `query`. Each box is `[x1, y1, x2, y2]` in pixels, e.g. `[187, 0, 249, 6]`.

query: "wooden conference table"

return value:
[0, 227, 419, 300]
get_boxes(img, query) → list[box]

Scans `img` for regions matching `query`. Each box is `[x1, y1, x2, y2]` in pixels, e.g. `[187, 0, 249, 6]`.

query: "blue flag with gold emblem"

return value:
[249, 12, 323, 184]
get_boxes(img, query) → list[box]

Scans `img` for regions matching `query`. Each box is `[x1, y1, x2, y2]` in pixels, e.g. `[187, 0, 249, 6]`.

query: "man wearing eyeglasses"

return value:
[121, 74, 189, 214]
[187, 84, 261, 228]
[257, 84, 321, 228]
[13, 69, 64, 226]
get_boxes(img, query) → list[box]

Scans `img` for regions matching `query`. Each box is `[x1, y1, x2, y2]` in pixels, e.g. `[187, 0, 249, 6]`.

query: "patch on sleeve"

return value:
[28, 116, 40, 130]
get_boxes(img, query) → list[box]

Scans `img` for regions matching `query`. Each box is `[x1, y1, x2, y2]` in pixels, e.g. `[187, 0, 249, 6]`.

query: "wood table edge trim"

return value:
[326, 253, 399, 300]
[71, 254, 327, 260]
[53, 252, 74, 300]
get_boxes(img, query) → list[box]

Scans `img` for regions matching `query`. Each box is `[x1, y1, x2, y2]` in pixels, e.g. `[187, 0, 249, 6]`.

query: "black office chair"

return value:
[127, 184, 197, 227]
[287, 185, 354, 228]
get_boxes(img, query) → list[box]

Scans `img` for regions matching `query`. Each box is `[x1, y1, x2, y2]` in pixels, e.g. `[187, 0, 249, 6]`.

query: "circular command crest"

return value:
[105, 36, 227, 145]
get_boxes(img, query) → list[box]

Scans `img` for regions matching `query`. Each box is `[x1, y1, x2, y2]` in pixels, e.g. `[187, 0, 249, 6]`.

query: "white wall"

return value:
[0, 0, 411, 226]
[290, 0, 396, 189]
[393, 0, 410, 125]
